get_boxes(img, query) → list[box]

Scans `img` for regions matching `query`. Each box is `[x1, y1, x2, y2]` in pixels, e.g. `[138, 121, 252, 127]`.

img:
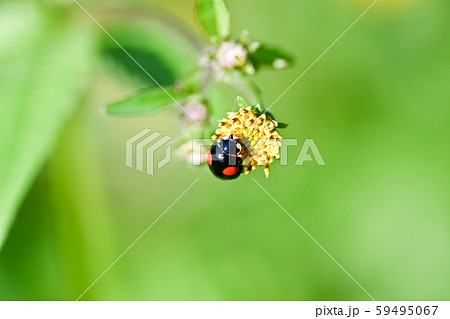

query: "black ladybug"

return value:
[207, 135, 245, 180]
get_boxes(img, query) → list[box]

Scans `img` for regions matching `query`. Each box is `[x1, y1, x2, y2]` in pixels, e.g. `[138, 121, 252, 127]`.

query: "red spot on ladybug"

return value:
[207, 150, 212, 166]
[222, 166, 240, 176]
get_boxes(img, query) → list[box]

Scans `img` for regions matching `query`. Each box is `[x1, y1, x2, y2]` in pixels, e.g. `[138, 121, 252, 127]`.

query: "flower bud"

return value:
[215, 41, 248, 69]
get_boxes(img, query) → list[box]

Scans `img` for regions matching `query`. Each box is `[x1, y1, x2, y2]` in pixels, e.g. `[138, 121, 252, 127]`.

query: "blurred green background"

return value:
[1, 0, 449, 300]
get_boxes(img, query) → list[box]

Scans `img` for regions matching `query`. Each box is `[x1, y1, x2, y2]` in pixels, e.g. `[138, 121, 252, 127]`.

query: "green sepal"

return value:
[234, 96, 250, 109]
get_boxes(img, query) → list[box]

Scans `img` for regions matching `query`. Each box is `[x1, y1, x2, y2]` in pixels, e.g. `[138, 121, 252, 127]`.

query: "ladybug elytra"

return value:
[207, 135, 246, 180]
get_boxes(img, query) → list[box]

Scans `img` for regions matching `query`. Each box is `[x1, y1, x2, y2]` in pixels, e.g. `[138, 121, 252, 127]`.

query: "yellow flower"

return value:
[212, 106, 282, 178]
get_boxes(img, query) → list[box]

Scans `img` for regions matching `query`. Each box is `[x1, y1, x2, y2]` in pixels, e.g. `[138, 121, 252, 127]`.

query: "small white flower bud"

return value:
[273, 58, 288, 69]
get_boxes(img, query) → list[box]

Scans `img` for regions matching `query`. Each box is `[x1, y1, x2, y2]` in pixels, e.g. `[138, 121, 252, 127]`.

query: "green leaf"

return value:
[0, 3, 93, 248]
[196, 0, 230, 40]
[250, 44, 293, 69]
[105, 87, 188, 117]
[100, 22, 199, 85]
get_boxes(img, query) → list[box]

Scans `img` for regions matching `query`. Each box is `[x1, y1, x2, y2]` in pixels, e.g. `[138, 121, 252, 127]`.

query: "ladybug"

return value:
[207, 135, 246, 180]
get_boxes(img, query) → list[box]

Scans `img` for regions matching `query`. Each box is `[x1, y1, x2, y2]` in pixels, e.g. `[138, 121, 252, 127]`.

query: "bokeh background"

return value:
[1, 0, 449, 300]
